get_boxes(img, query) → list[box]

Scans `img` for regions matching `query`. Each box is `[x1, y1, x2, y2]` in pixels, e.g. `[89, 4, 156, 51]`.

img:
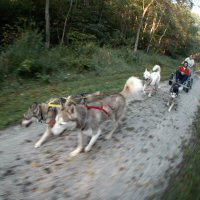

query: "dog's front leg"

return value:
[84, 129, 101, 152]
[166, 100, 170, 107]
[143, 84, 147, 94]
[148, 86, 153, 97]
[168, 102, 175, 112]
[70, 132, 83, 157]
[34, 127, 52, 148]
[154, 83, 159, 94]
[174, 103, 178, 111]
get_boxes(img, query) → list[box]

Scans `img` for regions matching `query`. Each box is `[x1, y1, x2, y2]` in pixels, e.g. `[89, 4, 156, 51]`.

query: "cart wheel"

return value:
[185, 87, 189, 93]
[169, 73, 174, 85]
[187, 80, 190, 88]
[190, 78, 193, 88]
[170, 73, 174, 79]
[170, 85, 173, 92]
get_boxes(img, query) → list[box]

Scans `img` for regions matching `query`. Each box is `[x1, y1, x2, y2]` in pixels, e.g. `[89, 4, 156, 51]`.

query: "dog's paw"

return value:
[34, 142, 41, 148]
[69, 151, 78, 157]
[69, 147, 82, 157]
[84, 146, 91, 152]
[105, 134, 112, 140]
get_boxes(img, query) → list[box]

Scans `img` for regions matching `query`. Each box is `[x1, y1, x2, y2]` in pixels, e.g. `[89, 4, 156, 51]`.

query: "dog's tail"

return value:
[121, 76, 143, 98]
[152, 65, 161, 73]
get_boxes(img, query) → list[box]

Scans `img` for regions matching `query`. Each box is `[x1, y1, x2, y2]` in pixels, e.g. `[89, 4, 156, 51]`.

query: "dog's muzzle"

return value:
[21, 118, 33, 127]
[144, 78, 151, 84]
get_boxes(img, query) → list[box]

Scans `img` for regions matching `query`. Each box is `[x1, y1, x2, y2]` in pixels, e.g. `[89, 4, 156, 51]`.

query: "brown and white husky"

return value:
[21, 92, 100, 148]
[52, 76, 143, 157]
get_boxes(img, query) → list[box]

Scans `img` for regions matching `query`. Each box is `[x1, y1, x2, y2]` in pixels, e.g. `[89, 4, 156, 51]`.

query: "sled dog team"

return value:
[21, 64, 182, 156]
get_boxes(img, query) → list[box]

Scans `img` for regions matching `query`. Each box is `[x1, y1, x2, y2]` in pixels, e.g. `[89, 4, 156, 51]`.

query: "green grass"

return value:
[0, 47, 180, 129]
[0, 72, 134, 128]
[162, 106, 200, 200]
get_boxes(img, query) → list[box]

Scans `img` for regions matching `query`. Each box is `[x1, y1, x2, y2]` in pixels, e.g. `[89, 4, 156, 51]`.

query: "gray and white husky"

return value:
[143, 65, 161, 97]
[52, 76, 143, 157]
[21, 92, 100, 148]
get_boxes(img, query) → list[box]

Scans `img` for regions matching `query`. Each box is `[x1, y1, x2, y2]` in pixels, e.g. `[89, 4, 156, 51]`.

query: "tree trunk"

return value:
[45, 0, 50, 48]
[61, 0, 73, 46]
[98, 1, 104, 23]
[143, 11, 150, 33]
[84, 0, 89, 6]
[134, 0, 154, 52]
[159, 27, 168, 45]
[147, 8, 165, 53]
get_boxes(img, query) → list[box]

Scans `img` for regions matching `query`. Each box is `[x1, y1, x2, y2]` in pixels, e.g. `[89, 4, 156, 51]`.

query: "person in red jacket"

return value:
[176, 61, 190, 84]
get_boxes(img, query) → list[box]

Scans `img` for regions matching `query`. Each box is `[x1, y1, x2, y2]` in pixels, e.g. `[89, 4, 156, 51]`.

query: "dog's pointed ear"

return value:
[31, 102, 39, 110]
[69, 104, 76, 114]
[31, 102, 38, 108]
[125, 85, 129, 93]
[61, 102, 65, 110]
[31, 102, 40, 115]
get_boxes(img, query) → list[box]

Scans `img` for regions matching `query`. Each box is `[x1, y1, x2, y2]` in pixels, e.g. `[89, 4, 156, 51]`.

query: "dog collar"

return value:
[48, 119, 56, 127]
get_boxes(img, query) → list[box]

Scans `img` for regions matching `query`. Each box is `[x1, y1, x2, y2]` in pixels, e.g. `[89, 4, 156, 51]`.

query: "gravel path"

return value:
[0, 78, 200, 200]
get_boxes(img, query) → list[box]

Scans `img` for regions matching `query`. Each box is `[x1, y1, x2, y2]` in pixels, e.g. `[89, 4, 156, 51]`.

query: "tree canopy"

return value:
[0, 0, 199, 56]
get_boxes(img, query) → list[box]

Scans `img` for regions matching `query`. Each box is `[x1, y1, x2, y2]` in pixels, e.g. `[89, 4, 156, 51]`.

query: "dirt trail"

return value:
[0, 78, 200, 200]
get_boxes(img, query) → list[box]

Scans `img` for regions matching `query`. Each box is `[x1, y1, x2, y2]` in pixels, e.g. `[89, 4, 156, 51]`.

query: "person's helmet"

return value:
[183, 61, 188, 67]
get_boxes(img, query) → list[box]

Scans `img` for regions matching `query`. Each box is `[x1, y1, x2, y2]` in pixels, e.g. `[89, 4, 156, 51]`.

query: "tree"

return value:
[134, 0, 155, 52]
[61, 0, 73, 45]
[146, 3, 164, 53]
[45, 0, 50, 48]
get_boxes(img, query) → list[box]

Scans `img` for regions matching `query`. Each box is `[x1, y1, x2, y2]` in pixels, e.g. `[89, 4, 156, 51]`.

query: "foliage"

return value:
[68, 31, 97, 45]
[162, 106, 200, 200]
[0, 30, 44, 79]
[0, 0, 200, 57]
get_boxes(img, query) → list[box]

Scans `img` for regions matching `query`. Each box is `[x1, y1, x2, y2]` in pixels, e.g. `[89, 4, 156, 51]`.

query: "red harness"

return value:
[86, 105, 109, 117]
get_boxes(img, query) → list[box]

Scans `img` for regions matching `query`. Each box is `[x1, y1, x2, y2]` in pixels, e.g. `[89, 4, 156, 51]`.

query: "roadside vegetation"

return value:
[162, 106, 200, 200]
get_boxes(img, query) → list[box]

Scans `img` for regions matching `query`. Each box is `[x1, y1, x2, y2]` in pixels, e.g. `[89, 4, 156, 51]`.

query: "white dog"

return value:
[143, 65, 161, 97]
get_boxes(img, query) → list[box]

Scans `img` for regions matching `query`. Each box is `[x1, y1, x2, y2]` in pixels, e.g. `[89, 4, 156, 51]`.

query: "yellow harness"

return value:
[47, 96, 77, 107]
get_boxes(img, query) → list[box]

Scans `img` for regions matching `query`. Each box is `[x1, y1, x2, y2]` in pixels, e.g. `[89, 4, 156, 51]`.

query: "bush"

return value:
[0, 30, 44, 78]
[110, 30, 127, 47]
[68, 31, 97, 45]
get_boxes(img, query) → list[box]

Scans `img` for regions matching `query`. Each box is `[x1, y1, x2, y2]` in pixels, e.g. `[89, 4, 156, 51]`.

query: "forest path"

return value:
[0, 78, 200, 200]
